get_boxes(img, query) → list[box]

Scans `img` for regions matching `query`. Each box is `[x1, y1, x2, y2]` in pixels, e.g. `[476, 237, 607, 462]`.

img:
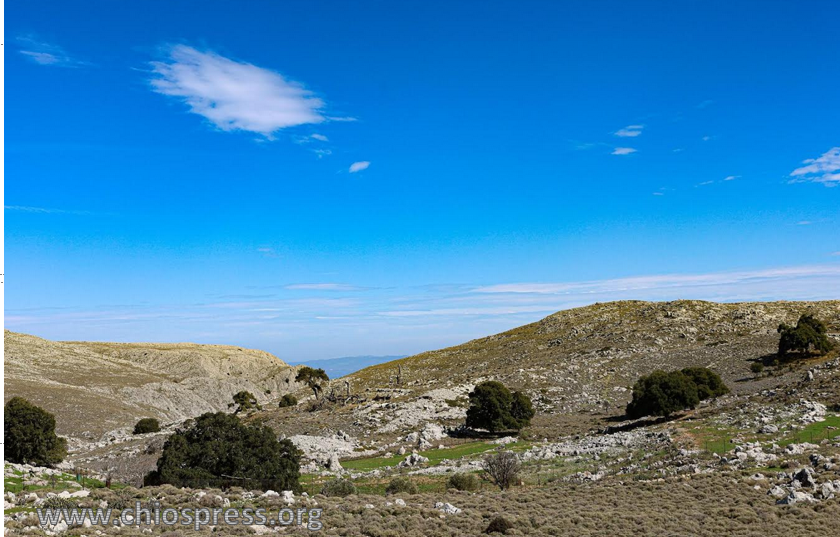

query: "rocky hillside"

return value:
[261, 300, 840, 443]
[3, 331, 302, 439]
[349, 300, 840, 405]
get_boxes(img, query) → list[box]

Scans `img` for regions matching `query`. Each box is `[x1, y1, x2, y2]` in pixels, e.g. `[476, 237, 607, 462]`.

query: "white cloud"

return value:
[790, 147, 840, 186]
[471, 265, 840, 296]
[349, 161, 370, 173]
[615, 125, 643, 137]
[724, 175, 739, 181]
[5, 205, 91, 215]
[612, 147, 637, 155]
[150, 45, 325, 138]
[17, 36, 87, 67]
[797, 221, 813, 226]
[310, 133, 329, 142]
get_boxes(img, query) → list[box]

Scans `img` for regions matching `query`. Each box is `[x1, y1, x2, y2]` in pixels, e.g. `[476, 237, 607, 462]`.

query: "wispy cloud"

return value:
[796, 221, 813, 226]
[310, 134, 329, 142]
[150, 45, 326, 138]
[614, 125, 643, 137]
[17, 35, 88, 67]
[5, 205, 92, 215]
[723, 175, 739, 181]
[612, 147, 637, 155]
[471, 265, 840, 296]
[349, 161, 370, 173]
[790, 147, 840, 186]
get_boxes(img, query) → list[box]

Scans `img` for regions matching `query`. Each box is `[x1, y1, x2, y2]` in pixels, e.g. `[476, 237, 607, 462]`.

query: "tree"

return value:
[510, 391, 535, 427]
[680, 367, 730, 400]
[466, 381, 534, 433]
[625, 370, 700, 419]
[144, 412, 301, 490]
[232, 391, 260, 413]
[278, 394, 298, 408]
[133, 418, 161, 434]
[295, 367, 329, 399]
[481, 449, 520, 490]
[4, 397, 67, 466]
[778, 314, 833, 356]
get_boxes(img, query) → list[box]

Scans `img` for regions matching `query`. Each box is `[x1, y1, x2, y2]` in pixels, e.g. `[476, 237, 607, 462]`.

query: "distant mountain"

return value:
[289, 355, 405, 378]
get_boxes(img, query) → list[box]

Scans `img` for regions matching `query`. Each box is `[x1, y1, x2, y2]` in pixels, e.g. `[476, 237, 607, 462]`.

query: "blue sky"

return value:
[5, 0, 839, 360]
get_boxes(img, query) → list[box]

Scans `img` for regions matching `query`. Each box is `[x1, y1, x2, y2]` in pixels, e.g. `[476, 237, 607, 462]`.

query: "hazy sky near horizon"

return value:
[5, 0, 839, 360]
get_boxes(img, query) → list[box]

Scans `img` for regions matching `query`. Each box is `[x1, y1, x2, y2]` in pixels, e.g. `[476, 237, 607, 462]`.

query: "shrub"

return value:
[448, 473, 479, 491]
[680, 367, 729, 400]
[485, 516, 514, 534]
[778, 314, 833, 356]
[144, 412, 301, 490]
[42, 496, 78, 510]
[750, 362, 765, 374]
[481, 450, 520, 491]
[625, 370, 700, 419]
[385, 476, 418, 495]
[133, 418, 161, 434]
[4, 397, 68, 466]
[278, 394, 298, 408]
[232, 391, 261, 413]
[295, 367, 330, 399]
[466, 381, 534, 433]
[320, 478, 356, 497]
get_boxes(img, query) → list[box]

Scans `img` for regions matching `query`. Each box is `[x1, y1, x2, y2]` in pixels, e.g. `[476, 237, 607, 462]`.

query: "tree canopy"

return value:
[465, 381, 534, 433]
[144, 412, 301, 490]
[626, 370, 700, 419]
[4, 397, 67, 466]
[295, 367, 329, 399]
[231, 390, 261, 413]
[778, 314, 833, 356]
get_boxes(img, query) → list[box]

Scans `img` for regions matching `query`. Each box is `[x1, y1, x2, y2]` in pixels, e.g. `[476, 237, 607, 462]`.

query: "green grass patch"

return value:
[339, 440, 529, 472]
[776, 414, 840, 447]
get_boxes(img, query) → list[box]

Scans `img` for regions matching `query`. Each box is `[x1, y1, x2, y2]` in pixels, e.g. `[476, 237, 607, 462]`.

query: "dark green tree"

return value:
[510, 391, 536, 428]
[4, 397, 67, 466]
[278, 394, 298, 408]
[778, 314, 833, 356]
[295, 367, 329, 399]
[232, 390, 261, 413]
[625, 370, 700, 419]
[680, 367, 730, 400]
[144, 412, 301, 490]
[466, 381, 534, 433]
[133, 418, 161, 434]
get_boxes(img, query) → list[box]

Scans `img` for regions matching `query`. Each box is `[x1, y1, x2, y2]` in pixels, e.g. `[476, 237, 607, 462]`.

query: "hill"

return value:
[3, 330, 302, 439]
[262, 300, 840, 442]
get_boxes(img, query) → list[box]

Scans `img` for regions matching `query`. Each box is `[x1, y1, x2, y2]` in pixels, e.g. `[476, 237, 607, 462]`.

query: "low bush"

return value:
[750, 362, 764, 374]
[385, 476, 418, 495]
[133, 418, 161, 434]
[484, 516, 514, 534]
[278, 394, 298, 408]
[320, 478, 356, 497]
[482, 450, 520, 491]
[448, 473, 480, 491]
